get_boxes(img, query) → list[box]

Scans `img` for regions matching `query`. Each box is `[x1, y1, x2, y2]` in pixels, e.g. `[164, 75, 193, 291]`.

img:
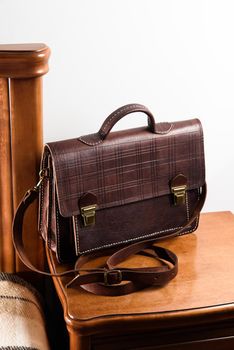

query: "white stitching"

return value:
[178, 217, 199, 236]
[39, 157, 47, 234]
[78, 133, 104, 146]
[101, 104, 144, 133]
[79, 123, 172, 147]
[39, 179, 44, 234]
[178, 188, 200, 236]
[79, 121, 172, 146]
[78, 104, 151, 146]
[77, 218, 199, 254]
[73, 216, 80, 256]
[79, 139, 103, 146]
[156, 122, 173, 134]
[75, 225, 184, 255]
[186, 191, 190, 221]
[56, 207, 61, 261]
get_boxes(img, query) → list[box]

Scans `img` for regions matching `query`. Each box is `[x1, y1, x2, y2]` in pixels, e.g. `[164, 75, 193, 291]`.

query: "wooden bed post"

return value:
[0, 44, 50, 274]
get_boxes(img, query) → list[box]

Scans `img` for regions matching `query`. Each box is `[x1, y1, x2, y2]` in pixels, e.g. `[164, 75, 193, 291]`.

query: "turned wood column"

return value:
[0, 44, 50, 273]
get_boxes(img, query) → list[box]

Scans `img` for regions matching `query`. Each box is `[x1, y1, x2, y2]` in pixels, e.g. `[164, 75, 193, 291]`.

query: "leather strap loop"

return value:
[71, 245, 178, 296]
[12, 184, 206, 296]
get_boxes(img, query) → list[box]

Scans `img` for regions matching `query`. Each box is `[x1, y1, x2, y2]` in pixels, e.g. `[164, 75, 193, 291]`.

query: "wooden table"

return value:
[47, 212, 234, 350]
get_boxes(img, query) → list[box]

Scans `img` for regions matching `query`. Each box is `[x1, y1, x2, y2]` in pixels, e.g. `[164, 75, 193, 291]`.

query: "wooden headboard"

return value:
[0, 44, 50, 277]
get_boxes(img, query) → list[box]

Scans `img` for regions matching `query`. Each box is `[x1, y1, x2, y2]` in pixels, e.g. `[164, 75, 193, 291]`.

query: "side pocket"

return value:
[38, 154, 50, 243]
[38, 153, 54, 251]
[55, 199, 76, 263]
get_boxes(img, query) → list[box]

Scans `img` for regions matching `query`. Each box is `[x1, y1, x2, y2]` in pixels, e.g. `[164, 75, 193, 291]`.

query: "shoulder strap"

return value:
[12, 184, 206, 296]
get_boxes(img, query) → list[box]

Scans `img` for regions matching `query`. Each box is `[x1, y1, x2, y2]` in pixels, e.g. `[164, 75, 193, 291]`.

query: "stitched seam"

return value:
[78, 220, 199, 254]
[78, 227, 182, 254]
[78, 133, 189, 152]
[178, 188, 200, 236]
[79, 122, 174, 147]
[79, 123, 172, 146]
[75, 191, 200, 254]
[76, 223, 182, 255]
[39, 180, 44, 233]
[79, 133, 104, 146]
[39, 156, 47, 234]
[56, 206, 61, 261]
[186, 191, 190, 221]
[47, 175, 53, 249]
[79, 104, 148, 146]
[178, 217, 199, 236]
[101, 104, 145, 133]
[156, 122, 173, 134]
[74, 216, 80, 256]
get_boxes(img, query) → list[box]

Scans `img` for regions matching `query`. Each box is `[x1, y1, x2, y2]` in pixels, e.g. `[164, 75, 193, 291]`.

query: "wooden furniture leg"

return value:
[0, 44, 50, 275]
[67, 326, 91, 350]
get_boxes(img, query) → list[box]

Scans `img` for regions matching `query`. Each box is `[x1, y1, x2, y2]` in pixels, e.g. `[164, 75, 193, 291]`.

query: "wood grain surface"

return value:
[47, 211, 234, 337]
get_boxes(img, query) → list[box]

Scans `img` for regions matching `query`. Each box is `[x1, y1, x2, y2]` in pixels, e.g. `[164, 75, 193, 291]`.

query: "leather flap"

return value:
[45, 119, 205, 217]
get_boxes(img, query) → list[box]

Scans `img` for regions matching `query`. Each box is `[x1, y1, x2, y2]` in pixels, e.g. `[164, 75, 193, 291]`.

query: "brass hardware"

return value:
[171, 184, 187, 205]
[33, 168, 48, 191]
[81, 204, 97, 226]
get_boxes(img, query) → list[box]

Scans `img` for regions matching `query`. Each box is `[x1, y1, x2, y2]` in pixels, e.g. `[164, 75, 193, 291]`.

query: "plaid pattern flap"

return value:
[46, 119, 205, 217]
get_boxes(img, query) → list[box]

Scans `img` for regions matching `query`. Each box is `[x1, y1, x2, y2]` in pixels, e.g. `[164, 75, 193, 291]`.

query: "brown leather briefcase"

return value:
[13, 103, 206, 295]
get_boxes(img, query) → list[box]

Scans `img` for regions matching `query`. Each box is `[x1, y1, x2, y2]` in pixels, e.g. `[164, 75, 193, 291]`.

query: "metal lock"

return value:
[81, 204, 97, 226]
[171, 184, 187, 205]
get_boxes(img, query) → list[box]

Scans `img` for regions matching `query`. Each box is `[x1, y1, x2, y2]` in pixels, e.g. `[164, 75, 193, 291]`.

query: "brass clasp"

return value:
[170, 174, 187, 206]
[171, 184, 187, 205]
[81, 204, 97, 226]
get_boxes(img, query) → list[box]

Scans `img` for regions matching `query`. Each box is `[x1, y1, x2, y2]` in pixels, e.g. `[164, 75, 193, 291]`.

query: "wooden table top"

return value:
[47, 211, 234, 336]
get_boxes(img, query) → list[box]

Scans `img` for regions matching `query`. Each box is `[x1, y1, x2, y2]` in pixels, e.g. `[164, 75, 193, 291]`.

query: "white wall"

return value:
[1, 0, 233, 212]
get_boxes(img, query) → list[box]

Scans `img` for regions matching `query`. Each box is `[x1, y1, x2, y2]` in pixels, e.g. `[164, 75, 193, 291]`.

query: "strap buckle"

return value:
[104, 269, 122, 286]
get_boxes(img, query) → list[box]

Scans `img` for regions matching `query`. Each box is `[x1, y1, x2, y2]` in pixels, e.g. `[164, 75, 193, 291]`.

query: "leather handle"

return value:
[78, 104, 172, 146]
[98, 103, 156, 139]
